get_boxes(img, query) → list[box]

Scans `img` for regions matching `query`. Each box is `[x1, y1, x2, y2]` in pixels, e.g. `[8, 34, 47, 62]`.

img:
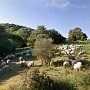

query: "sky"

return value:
[0, 0, 90, 38]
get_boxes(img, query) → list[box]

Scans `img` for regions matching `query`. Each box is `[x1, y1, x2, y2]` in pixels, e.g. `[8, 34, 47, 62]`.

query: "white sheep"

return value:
[77, 50, 86, 56]
[7, 59, 11, 65]
[27, 61, 34, 68]
[63, 61, 70, 68]
[19, 56, 23, 61]
[73, 62, 82, 71]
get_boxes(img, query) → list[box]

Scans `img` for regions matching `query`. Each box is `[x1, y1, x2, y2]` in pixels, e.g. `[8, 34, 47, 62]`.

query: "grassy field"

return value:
[0, 42, 90, 90]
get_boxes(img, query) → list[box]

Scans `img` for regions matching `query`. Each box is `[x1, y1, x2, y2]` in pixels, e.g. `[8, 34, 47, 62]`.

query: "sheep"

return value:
[19, 56, 23, 61]
[0, 59, 4, 63]
[25, 53, 30, 56]
[20, 60, 26, 67]
[1, 61, 6, 67]
[27, 61, 34, 68]
[2, 65, 9, 72]
[77, 50, 86, 56]
[78, 57, 87, 65]
[73, 62, 82, 71]
[71, 60, 78, 66]
[63, 61, 71, 68]
[7, 59, 11, 65]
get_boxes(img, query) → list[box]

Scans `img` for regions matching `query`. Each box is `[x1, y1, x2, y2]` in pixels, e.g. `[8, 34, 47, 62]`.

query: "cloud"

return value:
[33, 0, 87, 9]
[51, 0, 71, 8]
[33, 0, 71, 8]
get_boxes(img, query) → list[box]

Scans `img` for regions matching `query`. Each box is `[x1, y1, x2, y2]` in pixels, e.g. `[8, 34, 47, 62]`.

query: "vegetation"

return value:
[33, 36, 53, 65]
[68, 27, 88, 41]
[0, 23, 90, 90]
[0, 24, 65, 56]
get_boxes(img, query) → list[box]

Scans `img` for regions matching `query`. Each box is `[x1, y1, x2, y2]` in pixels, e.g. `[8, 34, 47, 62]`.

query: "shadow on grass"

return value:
[0, 62, 25, 83]
[52, 80, 77, 90]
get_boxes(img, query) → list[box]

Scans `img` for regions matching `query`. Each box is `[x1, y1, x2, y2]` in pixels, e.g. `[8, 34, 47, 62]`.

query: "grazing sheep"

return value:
[63, 61, 70, 68]
[79, 57, 86, 65]
[2, 65, 9, 71]
[1, 62, 6, 67]
[73, 62, 82, 71]
[71, 60, 78, 66]
[27, 61, 34, 68]
[7, 59, 10, 65]
[77, 50, 86, 56]
[20, 60, 26, 67]
[25, 54, 30, 56]
[19, 57, 23, 61]
[0, 59, 4, 63]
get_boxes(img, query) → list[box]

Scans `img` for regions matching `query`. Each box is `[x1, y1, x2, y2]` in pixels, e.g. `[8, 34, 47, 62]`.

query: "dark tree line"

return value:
[0, 23, 65, 56]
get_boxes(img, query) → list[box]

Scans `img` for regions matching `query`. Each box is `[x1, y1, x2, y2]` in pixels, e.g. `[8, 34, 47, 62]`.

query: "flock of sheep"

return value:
[0, 59, 10, 72]
[0, 56, 34, 73]
[19, 56, 34, 68]
[0, 50, 32, 73]
[54, 44, 84, 56]
[52, 44, 89, 71]
[0, 44, 89, 73]
[63, 57, 86, 70]
[3, 50, 31, 60]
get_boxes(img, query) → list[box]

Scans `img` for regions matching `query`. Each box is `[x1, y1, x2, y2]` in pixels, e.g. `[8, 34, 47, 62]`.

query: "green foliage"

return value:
[27, 25, 46, 47]
[27, 31, 38, 47]
[33, 37, 53, 65]
[0, 23, 66, 56]
[36, 25, 46, 34]
[27, 26, 65, 47]
[0, 23, 33, 56]
[16, 27, 31, 41]
[68, 27, 88, 41]
[7, 68, 77, 90]
[46, 29, 66, 44]
[0, 27, 16, 55]
[8, 34, 24, 47]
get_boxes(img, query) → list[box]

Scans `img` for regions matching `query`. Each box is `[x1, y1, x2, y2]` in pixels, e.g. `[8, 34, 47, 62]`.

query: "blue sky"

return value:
[0, 0, 90, 38]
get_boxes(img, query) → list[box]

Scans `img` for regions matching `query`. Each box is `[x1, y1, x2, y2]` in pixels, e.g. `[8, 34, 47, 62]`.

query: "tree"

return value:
[46, 29, 66, 44]
[0, 30, 16, 56]
[27, 30, 38, 47]
[16, 27, 32, 46]
[33, 37, 53, 65]
[68, 27, 88, 41]
[36, 25, 46, 34]
[27, 25, 46, 47]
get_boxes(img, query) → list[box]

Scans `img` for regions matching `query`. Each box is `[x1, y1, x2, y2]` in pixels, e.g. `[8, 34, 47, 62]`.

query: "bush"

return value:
[7, 68, 77, 90]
